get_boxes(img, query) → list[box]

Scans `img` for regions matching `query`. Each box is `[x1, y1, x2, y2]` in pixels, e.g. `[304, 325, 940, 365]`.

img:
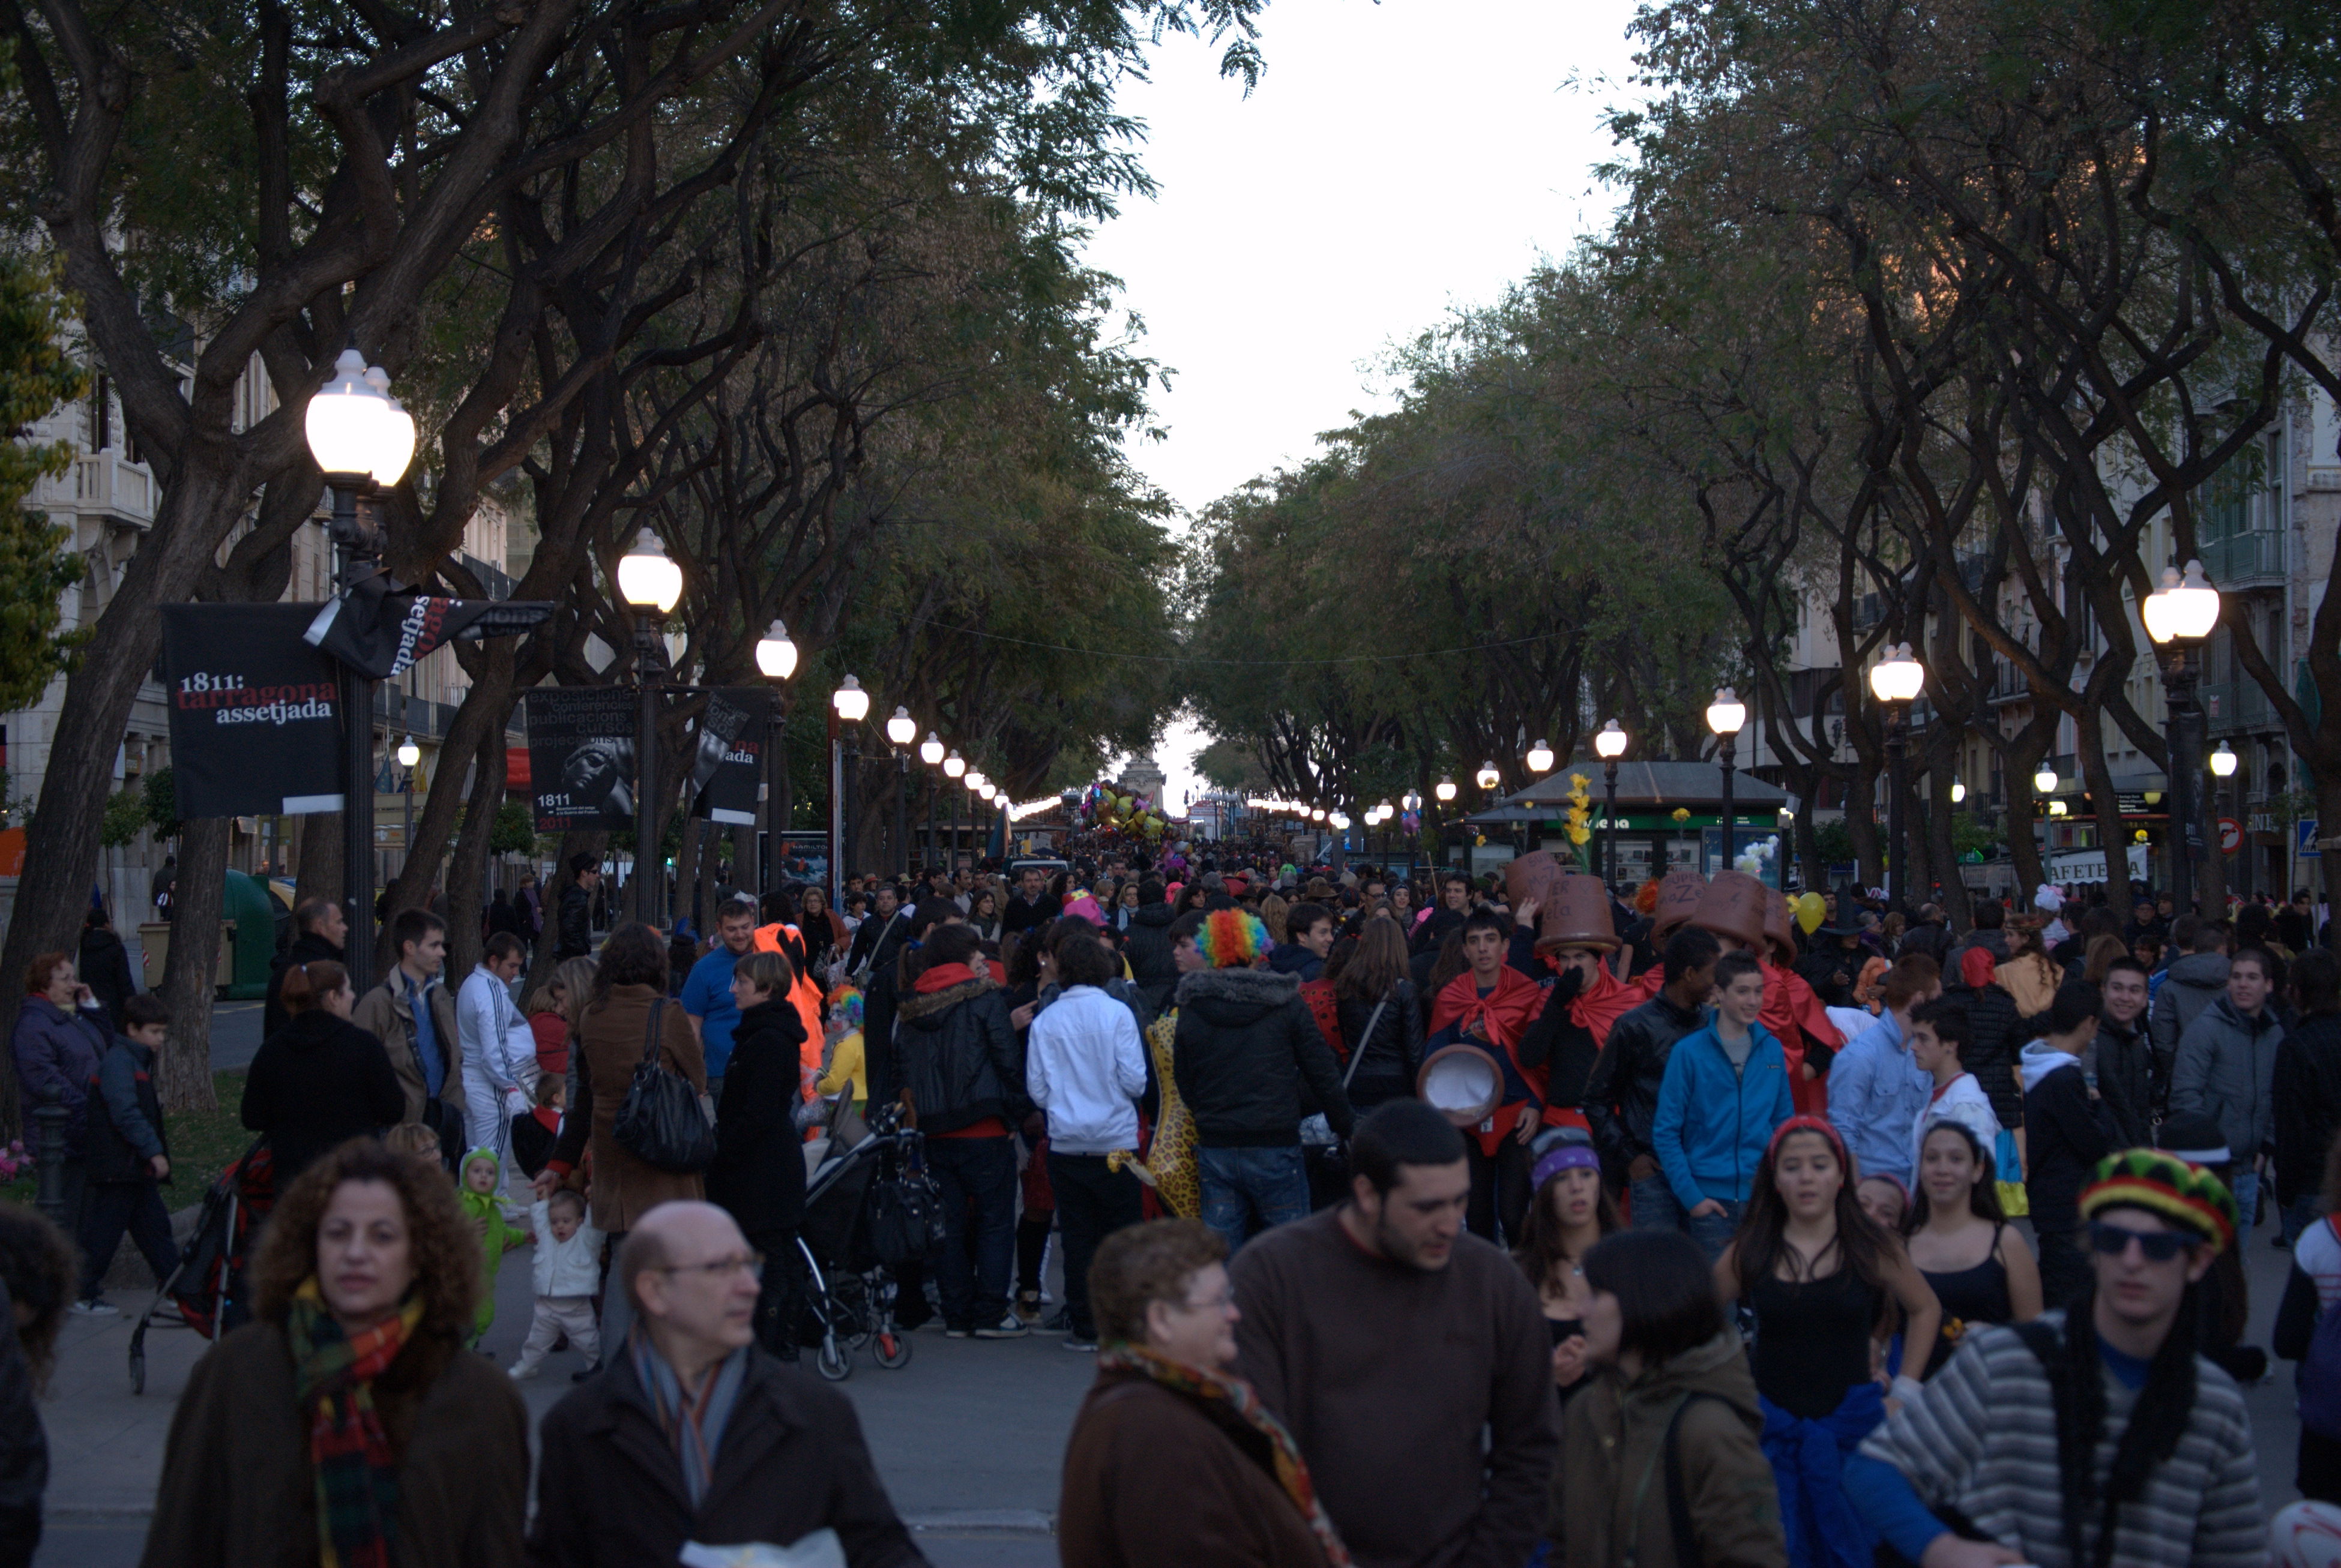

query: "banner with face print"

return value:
[689, 688, 771, 826]
[523, 686, 640, 831]
[160, 604, 345, 817]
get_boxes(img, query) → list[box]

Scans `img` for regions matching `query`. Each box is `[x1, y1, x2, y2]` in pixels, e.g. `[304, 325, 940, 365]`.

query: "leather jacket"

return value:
[1583, 991, 1706, 1170]
[1334, 979, 1424, 1102]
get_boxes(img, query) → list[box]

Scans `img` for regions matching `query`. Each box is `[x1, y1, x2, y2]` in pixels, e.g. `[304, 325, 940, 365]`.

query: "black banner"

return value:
[161, 604, 345, 817]
[690, 688, 770, 826]
[304, 571, 553, 679]
[523, 687, 640, 831]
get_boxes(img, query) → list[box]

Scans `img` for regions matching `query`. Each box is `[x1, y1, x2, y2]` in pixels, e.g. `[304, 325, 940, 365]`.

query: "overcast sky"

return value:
[1080, 0, 1645, 813]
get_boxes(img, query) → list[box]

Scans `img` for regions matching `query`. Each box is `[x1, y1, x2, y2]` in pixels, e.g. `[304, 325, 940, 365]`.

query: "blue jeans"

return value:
[2232, 1170, 2261, 1239]
[926, 1135, 1017, 1330]
[1198, 1146, 1310, 1252]
[2285, 1192, 2326, 1248]
[1629, 1174, 1685, 1233]
[1685, 1196, 1745, 1263]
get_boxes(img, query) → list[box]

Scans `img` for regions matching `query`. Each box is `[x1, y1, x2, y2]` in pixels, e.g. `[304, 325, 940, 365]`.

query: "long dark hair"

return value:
[588, 921, 668, 1014]
[1336, 915, 1408, 1003]
[1734, 1123, 1900, 1320]
[1904, 1118, 2005, 1230]
[1513, 1170, 1622, 1294]
[2045, 1271, 2201, 1568]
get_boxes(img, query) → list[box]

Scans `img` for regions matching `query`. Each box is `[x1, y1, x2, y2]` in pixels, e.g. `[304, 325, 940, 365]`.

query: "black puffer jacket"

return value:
[1944, 979, 2038, 1129]
[1124, 901, 1180, 1011]
[556, 883, 594, 958]
[893, 972, 1029, 1135]
[238, 1012, 406, 1185]
[1172, 967, 1354, 1149]
[708, 999, 809, 1237]
[1334, 979, 1424, 1108]
[2274, 1011, 2341, 1208]
[1584, 991, 1706, 1171]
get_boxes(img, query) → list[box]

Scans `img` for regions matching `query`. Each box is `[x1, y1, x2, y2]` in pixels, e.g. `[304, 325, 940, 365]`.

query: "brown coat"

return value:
[351, 973, 468, 1128]
[140, 1319, 529, 1568]
[1547, 1330, 1785, 1568]
[550, 982, 705, 1233]
[1059, 1369, 1333, 1568]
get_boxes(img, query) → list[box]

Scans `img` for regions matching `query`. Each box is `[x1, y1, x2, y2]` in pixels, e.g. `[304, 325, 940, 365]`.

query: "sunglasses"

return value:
[2087, 1219, 2195, 1263]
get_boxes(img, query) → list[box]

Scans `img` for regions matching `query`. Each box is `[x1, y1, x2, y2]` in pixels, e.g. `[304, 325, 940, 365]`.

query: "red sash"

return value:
[1432, 969, 1550, 1153]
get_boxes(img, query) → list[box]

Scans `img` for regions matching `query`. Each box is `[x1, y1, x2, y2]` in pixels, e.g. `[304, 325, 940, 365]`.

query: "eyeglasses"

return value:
[653, 1252, 765, 1282]
[2086, 1220, 2193, 1263]
[1169, 1286, 1235, 1314]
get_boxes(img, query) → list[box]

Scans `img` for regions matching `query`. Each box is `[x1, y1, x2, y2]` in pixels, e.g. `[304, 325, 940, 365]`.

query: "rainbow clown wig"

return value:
[2078, 1149, 2239, 1255]
[825, 984, 864, 1030]
[1195, 910, 1272, 970]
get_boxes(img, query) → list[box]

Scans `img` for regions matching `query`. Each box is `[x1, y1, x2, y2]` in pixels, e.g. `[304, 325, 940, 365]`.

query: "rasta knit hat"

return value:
[2079, 1148, 2239, 1255]
[1195, 910, 1272, 970]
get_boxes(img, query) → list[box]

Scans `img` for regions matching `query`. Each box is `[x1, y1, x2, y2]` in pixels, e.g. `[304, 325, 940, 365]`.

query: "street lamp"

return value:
[1951, 780, 1966, 804]
[918, 732, 945, 874]
[1476, 761, 1501, 792]
[1594, 719, 1628, 887]
[883, 707, 916, 878]
[831, 676, 870, 889]
[2211, 742, 2238, 891]
[1867, 642, 1924, 908]
[753, 619, 798, 891]
[2034, 763, 2058, 795]
[2145, 560, 2221, 915]
[1707, 687, 1746, 871]
[394, 736, 420, 882]
[942, 751, 965, 870]
[306, 347, 417, 989]
[617, 528, 684, 925]
[1526, 739, 1555, 774]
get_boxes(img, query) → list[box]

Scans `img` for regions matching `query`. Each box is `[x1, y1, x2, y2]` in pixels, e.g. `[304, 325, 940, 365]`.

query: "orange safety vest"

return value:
[753, 922, 827, 1092]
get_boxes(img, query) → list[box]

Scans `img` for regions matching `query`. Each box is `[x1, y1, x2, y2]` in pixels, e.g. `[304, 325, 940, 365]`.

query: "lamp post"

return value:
[1595, 719, 1628, 888]
[1868, 643, 1925, 909]
[2211, 740, 2238, 903]
[396, 736, 420, 880]
[2144, 560, 2221, 913]
[920, 732, 944, 874]
[831, 676, 870, 894]
[616, 529, 684, 926]
[1707, 687, 1747, 873]
[943, 751, 966, 871]
[305, 349, 416, 988]
[755, 619, 797, 892]
[885, 706, 916, 879]
[1402, 789, 1421, 883]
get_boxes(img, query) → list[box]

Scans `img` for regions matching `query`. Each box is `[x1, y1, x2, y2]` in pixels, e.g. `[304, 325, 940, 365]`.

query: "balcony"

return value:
[36, 451, 155, 526]
[2201, 677, 2279, 731]
[2197, 530, 2285, 591]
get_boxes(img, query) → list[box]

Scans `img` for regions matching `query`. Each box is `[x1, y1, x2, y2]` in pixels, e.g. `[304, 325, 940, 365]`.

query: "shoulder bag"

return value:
[1300, 990, 1392, 1149]
[612, 1000, 718, 1174]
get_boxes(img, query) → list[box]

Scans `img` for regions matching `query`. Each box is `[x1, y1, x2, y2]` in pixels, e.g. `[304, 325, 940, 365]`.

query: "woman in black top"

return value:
[238, 960, 406, 1185]
[1902, 1119, 2040, 1377]
[1716, 1117, 1938, 1568]
[1511, 1131, 1619, 1405]
[1330, 916, 1424, 1108]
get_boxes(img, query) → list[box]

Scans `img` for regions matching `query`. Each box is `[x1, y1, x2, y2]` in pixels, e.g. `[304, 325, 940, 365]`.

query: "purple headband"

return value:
[1531, 1143, 1601, 1191]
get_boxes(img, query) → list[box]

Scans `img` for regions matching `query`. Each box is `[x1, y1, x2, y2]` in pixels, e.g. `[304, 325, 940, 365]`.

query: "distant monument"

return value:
[1116, 750, 1166, 799]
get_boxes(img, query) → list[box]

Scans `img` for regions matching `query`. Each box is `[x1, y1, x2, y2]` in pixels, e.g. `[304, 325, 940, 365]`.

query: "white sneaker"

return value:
[508, 1362, 541, 1381]
[70, 1298, 119, 1317]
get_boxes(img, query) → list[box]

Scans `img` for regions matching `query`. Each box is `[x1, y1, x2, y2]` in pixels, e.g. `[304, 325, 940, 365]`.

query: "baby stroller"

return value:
[128, 1138, 276, 1393]
[795, 1101, 937, 1381]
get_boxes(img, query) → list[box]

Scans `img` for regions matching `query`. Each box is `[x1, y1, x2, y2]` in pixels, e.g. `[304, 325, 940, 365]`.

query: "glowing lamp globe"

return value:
[1475, 762, 1501, 791]
[2143, 561, 2220, 644]
[1526, 740, 1555, 773]
[920, 733, 944, 766]
[396, 736, 420, 768]
[943, 751, 965, 779]
[1950, 780, 1966, 804]
[1706, 688, 1747, 737]
[885, 706, 917, 747]
[755, 620, 798, 680]
[1435, 778, 1457, 803]
[831, 676, 870, 723]
[1594, 720, 1628, 760]
[616, 529, 683, 612]
[2034, 765, 2058, 795]
[2210, 741, 2238, 778]
[1868, 643, 1924, 703]
[304, 349, 415, 485]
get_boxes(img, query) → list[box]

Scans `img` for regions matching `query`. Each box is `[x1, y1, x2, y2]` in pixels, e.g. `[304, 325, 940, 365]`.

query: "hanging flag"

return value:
[161, 604, 346, 817]
[304, 569, 553, 679]
[689, 688, 771, 826]
[523, 686, 640, 831]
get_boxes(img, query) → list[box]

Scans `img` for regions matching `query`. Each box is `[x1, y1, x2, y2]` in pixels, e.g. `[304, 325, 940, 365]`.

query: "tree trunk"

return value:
[294, 811, 343, 911]
[2077, 713, 2133, 902]
[154, 817, 229, 1113]
[444, 728, 504, 981]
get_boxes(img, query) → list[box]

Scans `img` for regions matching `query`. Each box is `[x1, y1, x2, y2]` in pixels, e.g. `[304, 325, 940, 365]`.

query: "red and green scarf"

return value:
[287, 1276, 423, 1568]
[1096, 1342, 1352, 1566]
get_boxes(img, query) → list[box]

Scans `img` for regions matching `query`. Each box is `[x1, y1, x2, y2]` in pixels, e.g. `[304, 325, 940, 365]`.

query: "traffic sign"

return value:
[2218, 817, 2242, 854]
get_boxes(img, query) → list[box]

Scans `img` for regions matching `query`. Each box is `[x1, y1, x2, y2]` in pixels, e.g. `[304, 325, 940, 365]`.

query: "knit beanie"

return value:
[2078, 1148, 2238, 1254]
[1195, 910, 1271, 970]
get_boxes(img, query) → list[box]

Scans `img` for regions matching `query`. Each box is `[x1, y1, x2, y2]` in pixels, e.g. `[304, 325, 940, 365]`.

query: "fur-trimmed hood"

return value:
[897, 971, 998, 1024]
[1175, 964, 1299, 1028]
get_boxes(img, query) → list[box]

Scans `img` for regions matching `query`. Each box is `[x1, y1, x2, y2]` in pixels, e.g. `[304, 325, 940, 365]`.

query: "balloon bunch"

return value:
[1732, 834, 1780, 881]
[1078, 782, 1170, 841]
[1794, 889, 1828, 934]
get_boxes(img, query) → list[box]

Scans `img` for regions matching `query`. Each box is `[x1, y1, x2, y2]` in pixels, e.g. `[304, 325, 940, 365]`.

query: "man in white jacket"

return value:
[1025, 928, 1148, 1350]
[1906, 994, 2000, 1177]
[457, 933, 540, 1182]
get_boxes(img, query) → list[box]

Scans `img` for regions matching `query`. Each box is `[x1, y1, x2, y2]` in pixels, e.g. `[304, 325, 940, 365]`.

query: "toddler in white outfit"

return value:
[510, 1189, 602, 1379]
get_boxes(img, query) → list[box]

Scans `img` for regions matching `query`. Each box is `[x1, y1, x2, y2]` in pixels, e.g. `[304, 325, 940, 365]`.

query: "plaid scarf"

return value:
[286, 1278, 423, 1568]
[627, 1327, 749, 1509]
[1096, 1343, 1351, 1566]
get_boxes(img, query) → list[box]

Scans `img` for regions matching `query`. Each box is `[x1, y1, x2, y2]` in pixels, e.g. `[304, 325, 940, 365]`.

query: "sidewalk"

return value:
[35, 1228, 1090, 1565]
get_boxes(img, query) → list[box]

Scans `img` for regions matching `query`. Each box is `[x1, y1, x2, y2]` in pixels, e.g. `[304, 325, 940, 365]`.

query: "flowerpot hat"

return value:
[1651, 870, 1709, 941]
[1689, 870, 1769, 955]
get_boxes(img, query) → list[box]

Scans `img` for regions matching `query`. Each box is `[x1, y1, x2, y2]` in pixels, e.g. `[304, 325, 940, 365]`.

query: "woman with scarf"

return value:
[1714, 1117, 1939, 1568]
[145, 1137, 529, 1567]
[1060, 1218, 1349, 1567]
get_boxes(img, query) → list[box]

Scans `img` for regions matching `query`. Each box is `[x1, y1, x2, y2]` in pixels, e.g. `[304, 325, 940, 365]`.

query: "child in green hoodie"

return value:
[458, 1147, 529, 1345]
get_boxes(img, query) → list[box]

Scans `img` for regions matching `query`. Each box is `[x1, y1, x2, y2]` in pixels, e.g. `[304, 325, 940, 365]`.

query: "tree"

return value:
[0, 256, 88, 713]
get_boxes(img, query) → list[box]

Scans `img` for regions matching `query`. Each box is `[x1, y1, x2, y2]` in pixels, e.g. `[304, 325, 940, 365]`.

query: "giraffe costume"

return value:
[1110, 1008, 1198, 1216]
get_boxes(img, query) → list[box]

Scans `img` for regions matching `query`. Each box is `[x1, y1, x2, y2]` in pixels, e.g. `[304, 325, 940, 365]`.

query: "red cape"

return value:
[1432, 967, 1550, 1153]
[1621, 958, 1839, 1114]
[1564, 964, 1638, 1050]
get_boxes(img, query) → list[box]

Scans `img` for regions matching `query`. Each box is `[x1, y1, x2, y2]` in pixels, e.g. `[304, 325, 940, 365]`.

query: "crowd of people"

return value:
[2, 841, 2340, 1567]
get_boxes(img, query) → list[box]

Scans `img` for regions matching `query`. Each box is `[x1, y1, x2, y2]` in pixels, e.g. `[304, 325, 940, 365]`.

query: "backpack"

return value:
[2300, 1217, 2341, 1440]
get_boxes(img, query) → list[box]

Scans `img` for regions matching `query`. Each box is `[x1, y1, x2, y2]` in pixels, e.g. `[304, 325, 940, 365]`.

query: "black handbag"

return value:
[612, 1000, 717, 1174]
[869, 1170, 947, 1266]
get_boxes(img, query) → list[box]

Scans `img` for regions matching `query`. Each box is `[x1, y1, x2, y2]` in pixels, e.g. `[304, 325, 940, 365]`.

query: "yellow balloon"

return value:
[1795, 891, 1827, 933]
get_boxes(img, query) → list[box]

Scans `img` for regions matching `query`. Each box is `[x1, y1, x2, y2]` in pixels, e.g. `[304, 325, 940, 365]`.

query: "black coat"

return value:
[261, 930, 343, 1044]
[707, 1000, 809, 1238]
[0, 1278, 42, 1568]
[528, 1344, 924, 1568]
[77, 927, 136, 1034]
[892, 973, 1029, 1135]
[556, 883, 594, 958]
[2093, 1015, 2156, 1150]
[1585, 991, 1707, 1171]
[2275, 1012, 2341, 1207]
[1944, 980, 2038, 1129]
[1171, 967, 1354, 1149]
[1334, 978, 1424, 1106]
[238, 1011, 406, 1184]
[2023, 1059, 2112, 1233]
[1123, 901, 1180, 1011]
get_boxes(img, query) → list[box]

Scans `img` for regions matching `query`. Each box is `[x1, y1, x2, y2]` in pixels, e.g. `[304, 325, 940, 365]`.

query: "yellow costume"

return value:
[1110, 1009, 1198, 1218]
